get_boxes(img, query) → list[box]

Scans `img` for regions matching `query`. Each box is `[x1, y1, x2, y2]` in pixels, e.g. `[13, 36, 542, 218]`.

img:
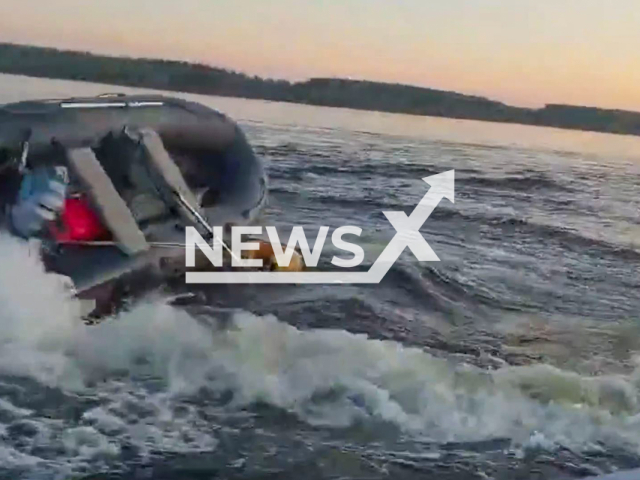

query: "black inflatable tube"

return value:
[0, 94, 267, 227]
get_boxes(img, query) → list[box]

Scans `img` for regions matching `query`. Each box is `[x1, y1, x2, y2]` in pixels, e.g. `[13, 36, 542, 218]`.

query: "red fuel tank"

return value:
[50, 196, 110, 242]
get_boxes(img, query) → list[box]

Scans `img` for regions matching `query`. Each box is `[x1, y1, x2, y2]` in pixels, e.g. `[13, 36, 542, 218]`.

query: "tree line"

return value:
[1, 43, 640, 136]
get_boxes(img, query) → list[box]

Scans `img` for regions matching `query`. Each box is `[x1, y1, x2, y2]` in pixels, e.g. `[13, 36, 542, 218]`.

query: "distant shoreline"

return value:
[2, 42, 640, 137]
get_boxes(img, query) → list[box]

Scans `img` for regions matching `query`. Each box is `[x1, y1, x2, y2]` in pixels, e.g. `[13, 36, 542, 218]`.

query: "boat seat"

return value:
[64, 147, 149, 255]
[135, 128, 205, 225]
[94, 130, 171, 225]
[128, 192, 171, 225]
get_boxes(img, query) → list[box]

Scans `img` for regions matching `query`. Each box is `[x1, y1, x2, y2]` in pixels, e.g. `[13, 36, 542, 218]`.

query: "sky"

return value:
[1, 0, 639, 110]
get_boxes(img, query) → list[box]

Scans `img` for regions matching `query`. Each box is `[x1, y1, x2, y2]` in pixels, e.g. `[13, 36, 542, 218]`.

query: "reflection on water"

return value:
[3, 73, 640, 160]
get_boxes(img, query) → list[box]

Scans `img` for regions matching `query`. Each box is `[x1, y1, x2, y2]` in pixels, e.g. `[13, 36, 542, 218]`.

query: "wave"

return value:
[269, 162, 441, 182]
[431, 208, 640, 262]
[262, 142, 570, 194]
[269, 182, 639, 263]
[1, 235, 640, 478]
[384, 262, 528, 316]
[269, 169, 572, 211]
[456, 171, 572, 193]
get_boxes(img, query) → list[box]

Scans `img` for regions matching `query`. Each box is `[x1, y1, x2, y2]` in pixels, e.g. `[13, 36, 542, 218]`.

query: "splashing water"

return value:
[1, 233, 640, 478]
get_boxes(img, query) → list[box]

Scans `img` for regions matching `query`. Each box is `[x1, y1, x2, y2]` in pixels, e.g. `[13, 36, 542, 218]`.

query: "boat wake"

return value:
[1, 233, 640, 478]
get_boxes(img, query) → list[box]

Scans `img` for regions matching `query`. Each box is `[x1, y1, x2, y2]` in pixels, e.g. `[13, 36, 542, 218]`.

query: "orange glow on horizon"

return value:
[1, 0, 639, 111]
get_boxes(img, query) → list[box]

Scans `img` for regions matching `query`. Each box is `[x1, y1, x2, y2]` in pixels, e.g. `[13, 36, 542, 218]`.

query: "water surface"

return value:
[1, 74, 640, 479]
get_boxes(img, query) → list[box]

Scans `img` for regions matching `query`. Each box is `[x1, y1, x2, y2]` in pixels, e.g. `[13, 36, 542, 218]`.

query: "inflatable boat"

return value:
[0, 94, 268, 312]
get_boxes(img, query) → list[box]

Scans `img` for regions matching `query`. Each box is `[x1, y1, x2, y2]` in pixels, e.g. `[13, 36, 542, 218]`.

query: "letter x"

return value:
[378, 199, 440, 264]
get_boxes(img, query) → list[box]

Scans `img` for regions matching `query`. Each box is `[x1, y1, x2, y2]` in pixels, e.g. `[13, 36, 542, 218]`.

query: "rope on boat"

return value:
[170, 189, 242, 263]
[57, 240, 190, 249]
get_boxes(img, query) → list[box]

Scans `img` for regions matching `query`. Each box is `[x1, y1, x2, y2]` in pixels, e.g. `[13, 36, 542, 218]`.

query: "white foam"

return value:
[0, 235, 83, 388]
[1, 231, 640, 476]
[0, 398, 33, 418]
[61, 426, 120, 458]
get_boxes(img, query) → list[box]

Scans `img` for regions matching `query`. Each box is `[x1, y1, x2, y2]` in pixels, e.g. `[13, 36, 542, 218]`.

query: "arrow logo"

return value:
[186, 170, 455, 284]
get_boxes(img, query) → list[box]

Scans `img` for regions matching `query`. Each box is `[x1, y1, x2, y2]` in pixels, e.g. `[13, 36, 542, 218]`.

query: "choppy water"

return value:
[1, 74, 640, 479]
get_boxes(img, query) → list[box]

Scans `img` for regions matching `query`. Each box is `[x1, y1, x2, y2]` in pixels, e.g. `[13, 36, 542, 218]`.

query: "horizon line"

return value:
[3, 41, 638, 115]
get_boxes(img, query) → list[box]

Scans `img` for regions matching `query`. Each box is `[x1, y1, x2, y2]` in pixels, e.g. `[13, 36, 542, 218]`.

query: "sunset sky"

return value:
[1, 0, 639, 110]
